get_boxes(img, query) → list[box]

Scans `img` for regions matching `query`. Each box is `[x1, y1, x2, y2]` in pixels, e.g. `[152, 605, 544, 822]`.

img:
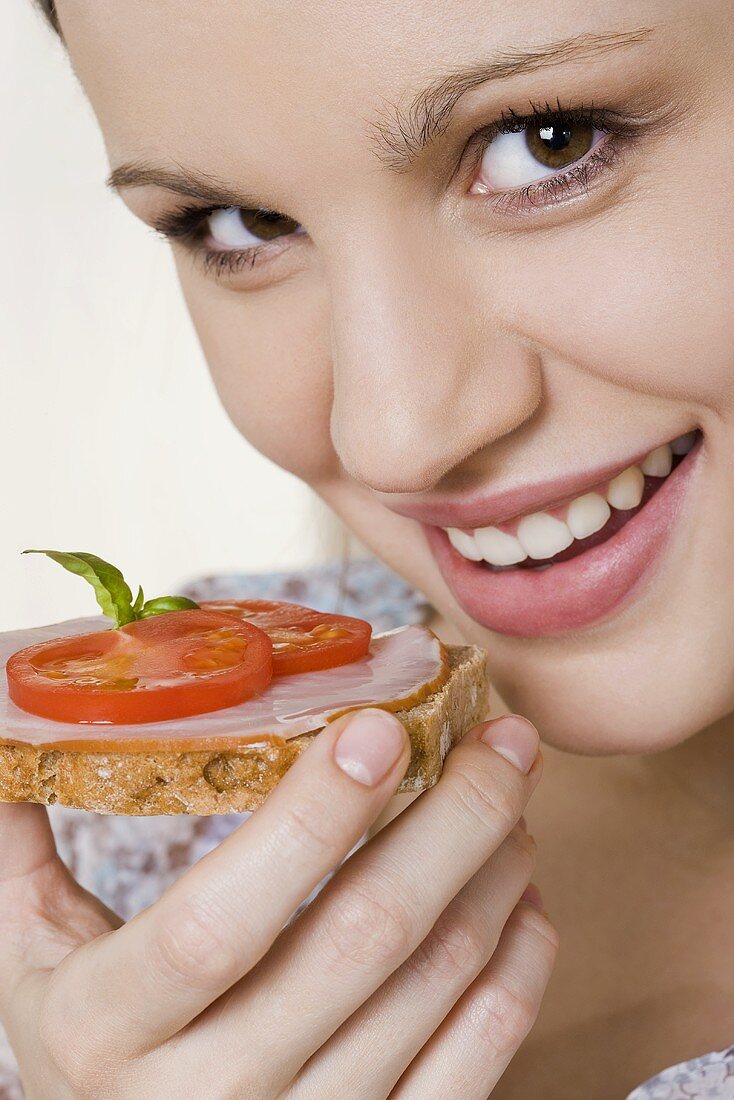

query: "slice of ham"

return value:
[0, 618, 448, 752]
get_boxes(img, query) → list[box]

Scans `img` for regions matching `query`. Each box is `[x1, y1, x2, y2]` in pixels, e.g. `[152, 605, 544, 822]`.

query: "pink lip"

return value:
[425, 440, 702, 638]
[386, 442, 668, 529]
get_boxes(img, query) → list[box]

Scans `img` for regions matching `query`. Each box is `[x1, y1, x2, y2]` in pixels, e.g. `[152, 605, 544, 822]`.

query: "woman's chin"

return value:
[479, 632, 734, 758]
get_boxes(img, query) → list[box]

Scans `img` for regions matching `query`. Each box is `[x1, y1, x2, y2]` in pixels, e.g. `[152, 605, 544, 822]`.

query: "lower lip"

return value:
[425, 442, 701, 638]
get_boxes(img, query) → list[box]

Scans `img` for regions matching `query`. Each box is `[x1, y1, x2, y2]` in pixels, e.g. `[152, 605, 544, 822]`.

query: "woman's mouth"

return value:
[422, 431, 701, 638]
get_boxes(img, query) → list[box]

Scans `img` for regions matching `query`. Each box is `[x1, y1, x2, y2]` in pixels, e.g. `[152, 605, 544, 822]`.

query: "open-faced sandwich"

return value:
[0, 551, 488, 815]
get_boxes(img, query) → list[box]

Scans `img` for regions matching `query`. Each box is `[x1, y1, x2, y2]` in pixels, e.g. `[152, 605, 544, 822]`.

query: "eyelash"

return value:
[470, 98, 635, 215]
[155, 206, 277, 278]
[155, 100, 637, 277]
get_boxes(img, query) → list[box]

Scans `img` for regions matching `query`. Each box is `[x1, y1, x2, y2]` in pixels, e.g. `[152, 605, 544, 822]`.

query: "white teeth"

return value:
[640, 443, 673, 478]
[447, 528, 482, 561]
[606, 466, 645, 510]
[446, 437, 686, 565]
[671, 431, 696, 456]
[566, 493, 611, 540]
[517, 512, 574, 560]
[474, 526, 527, 566]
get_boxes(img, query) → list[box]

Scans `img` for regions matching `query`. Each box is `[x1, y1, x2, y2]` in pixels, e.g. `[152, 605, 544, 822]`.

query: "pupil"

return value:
[242, 207, 300, 242]
[256, 210, 282, 225]
[526, 118, 594, 170]
[539, 124, 572, 151]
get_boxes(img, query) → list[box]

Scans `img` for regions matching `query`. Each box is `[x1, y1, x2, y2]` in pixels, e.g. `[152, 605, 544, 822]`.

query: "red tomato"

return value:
[198, 600, 372, 675]
[6, 610, 273, 724]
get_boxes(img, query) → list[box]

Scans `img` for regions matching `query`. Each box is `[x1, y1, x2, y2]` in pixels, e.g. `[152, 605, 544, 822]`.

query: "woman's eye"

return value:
[473, 118, 606, 192]
[205, 206, 304, 251]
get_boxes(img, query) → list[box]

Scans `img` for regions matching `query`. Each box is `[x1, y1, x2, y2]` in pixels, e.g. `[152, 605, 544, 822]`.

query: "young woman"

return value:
[1, 0, 732, 1097]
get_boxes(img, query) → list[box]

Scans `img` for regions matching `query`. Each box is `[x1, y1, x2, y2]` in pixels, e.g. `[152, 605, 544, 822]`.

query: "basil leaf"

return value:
[139, 595, 200, 619]
[23, 551, 200, 628]
[22, 549, 136, 626]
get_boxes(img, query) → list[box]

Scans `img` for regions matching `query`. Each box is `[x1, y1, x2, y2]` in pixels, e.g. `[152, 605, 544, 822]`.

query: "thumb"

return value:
[0, 800, 60, 1006]
[0, 800, 57, 884]
[0, 802, 119, 1007]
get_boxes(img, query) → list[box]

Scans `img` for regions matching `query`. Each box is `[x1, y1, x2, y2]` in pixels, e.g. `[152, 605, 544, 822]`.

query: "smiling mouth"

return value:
[442, 431, 698, 572]
[423, 430, 702, 638]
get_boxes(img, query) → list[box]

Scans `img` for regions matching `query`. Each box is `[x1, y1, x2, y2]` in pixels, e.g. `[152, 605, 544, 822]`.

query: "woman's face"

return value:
[57, 0, 734, 754]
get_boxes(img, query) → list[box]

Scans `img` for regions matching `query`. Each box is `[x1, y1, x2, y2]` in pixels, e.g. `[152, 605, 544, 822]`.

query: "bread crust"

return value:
[0, 645, 487, 815]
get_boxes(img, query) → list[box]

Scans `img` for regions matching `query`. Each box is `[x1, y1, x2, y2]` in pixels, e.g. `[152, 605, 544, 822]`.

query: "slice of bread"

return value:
[0, 644, 488, 815]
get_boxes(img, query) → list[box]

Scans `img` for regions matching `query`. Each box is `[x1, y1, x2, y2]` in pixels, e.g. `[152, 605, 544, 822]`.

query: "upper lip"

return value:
[383, 439, 677, 530]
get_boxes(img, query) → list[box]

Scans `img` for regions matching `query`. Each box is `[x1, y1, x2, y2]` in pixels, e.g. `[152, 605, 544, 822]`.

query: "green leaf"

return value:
[132, 585, 145, 615]
[138, 595, 200, 619]
[22, 550, 136, 627]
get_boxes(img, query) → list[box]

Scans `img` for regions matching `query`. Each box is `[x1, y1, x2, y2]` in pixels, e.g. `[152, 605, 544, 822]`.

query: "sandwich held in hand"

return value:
[6, 552, 374, 723]
[0, 551, 488, 815]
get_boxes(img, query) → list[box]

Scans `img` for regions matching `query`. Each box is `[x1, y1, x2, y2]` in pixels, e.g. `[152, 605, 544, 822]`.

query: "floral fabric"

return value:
[627, 1047, 734, 1099]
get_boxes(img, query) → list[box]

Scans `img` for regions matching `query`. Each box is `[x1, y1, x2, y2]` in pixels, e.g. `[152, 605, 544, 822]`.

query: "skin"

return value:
[2, 0, 733, 1095]
[59, 0, 734, 754]
[0, 712, 554, 1099]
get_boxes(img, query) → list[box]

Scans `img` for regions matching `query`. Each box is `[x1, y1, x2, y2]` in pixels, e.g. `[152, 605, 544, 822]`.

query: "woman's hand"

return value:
[0, 709, 557, 1100]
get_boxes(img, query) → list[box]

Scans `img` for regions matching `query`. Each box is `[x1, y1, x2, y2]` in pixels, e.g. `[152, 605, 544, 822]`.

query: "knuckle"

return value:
[504, 827, 537, 881]
[319, 880, 417, 972]
[448, 757, 522, 839]
[467, 979, 539, 1056]
[149, 894, 245, 993]
[515, 904, 561, 954]
[39, 999, 108, 1095]
[412, 906, 486, 984]
[273, 798, 339, 862]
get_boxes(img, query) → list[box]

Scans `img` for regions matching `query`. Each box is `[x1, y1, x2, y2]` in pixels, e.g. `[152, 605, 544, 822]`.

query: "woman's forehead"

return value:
[56, 0, 499, 127]
[56, 0, 666, 175]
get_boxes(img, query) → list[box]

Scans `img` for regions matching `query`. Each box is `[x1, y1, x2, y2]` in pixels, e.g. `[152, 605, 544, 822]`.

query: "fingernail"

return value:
[521, 883, 546, 913]
[334, 709, 406, 787]
[479, 715, 539, 774]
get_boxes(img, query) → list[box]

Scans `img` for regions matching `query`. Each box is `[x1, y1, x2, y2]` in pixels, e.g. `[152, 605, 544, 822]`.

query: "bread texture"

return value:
[0, 645, 488, 816]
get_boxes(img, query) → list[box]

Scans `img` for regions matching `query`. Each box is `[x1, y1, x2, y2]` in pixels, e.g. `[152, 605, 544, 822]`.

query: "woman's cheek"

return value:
[489, 149, 734, 413]
[177, 262, 341, 481]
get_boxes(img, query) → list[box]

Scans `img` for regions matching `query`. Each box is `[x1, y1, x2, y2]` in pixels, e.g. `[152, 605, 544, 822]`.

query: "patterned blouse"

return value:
[0, 559, 731, 1099]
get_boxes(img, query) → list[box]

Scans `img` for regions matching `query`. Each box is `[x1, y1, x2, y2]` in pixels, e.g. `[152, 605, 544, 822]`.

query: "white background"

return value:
[1, 3, 344, 632]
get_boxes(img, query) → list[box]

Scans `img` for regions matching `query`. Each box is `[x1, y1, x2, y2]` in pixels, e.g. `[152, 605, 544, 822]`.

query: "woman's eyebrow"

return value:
[106, 163, 264, 209]
[108, 25, 654, 203]
[369, 26, 655, 171]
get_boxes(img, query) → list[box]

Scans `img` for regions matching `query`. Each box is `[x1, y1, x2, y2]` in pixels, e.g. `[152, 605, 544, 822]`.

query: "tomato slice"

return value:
[198, 600, 372, 675]
[6, 610, 273, 725]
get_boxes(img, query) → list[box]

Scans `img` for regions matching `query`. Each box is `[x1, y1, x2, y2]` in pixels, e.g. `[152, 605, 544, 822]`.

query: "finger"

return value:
[0, 802, 120, 1004]
[0, 801, 57, 884]
[391, 898, 559, 1099]
[184, 715, 541, 1089]
[53, 708, 410, 1053]
[289, 825, 536, 1100]
[0, 802, 58, 997]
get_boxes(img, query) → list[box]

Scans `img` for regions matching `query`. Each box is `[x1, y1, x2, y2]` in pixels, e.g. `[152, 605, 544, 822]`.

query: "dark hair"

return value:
[36, 0, 60, 33]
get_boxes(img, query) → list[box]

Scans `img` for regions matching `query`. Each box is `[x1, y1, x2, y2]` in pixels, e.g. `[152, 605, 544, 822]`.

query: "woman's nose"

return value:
[327, 240, 541, 495]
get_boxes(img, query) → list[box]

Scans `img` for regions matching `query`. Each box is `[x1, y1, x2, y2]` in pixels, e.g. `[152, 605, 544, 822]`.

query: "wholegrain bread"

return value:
[0, 644, 488, 815]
